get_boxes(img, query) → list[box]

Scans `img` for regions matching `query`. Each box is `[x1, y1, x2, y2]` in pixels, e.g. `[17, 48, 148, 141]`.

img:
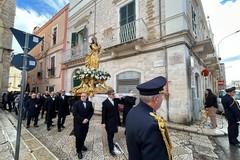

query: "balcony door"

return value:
[120, 0, 136, 43]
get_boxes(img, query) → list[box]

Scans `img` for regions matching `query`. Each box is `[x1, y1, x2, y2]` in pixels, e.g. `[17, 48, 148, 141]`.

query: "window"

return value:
[71, 27, 88, 56]
[32, 87, 39, 93]
[46, 86, 54, 92]
[116, 71, 140, 93]
[37, 62, 43, 79]
[119, 0, 136, 43]
[48, 56, 55, 77]
[192, 7, 197, 38]
[40, 36, 45, 51]
[52, 26, 58, 46]
[39, 62, 43, 71]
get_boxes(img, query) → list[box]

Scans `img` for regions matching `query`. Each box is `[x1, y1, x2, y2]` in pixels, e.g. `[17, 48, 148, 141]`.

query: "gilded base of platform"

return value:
[72, 78, 112, 97]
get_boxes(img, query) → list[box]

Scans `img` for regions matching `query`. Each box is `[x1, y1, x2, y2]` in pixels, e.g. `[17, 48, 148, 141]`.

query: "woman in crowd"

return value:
[205, 88, 218, 129]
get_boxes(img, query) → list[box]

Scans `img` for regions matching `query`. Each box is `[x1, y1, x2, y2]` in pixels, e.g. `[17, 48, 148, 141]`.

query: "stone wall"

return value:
[0, 0, 15, 101]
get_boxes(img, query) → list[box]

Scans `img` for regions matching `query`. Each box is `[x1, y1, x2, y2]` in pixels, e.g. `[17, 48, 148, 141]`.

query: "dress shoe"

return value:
[82, 146, 88, 151]
[34, 125, 39, 127]
[58, 128, 61, 132]
[61, 125, 65, 128]
[51, 124, 55, 127]
[78, 152, 83, 159]
[47, 128, 51, 131]
[110, 151, 116, 157]
[26, 126, 30, 128]
[230, 143, 240, 148]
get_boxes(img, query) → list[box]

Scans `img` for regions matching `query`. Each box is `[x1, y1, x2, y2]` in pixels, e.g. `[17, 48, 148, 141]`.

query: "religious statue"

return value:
[72, 37, 112, 97]
[85, 37, 101, 69]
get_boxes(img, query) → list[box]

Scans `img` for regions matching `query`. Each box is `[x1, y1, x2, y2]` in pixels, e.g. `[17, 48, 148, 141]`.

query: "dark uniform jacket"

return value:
[126, 100, 168, 160]
[45, 96, 57, 118]
[222, 94, 240, 122]
[56, 95, 70, 117]
[101, 98, 123, 133]
[25, 98, 40, 116]
[72, 100, 94, 138]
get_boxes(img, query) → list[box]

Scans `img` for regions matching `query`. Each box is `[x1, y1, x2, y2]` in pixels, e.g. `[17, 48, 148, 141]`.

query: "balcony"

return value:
[37, 71, 43, 79]
[61, 43, 89, 64]
[192, 24, 215, 59]
[101, 18, 147, 50]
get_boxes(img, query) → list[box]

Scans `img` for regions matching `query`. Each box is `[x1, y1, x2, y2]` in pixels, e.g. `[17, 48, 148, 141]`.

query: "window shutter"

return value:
[83, 27, 88, 41]
[71, 32, 77, 46]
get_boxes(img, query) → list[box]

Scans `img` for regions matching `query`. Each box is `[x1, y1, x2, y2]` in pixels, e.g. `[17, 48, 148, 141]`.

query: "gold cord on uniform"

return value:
[149, 112, 172, 160]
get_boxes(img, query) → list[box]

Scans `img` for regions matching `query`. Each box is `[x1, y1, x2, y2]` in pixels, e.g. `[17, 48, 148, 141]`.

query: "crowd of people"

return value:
[1, 76, 240, 159]
[1, 90, 76, 131]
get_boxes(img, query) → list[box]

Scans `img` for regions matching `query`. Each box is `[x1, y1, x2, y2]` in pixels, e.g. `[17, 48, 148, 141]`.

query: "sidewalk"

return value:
[0, 109, 58, 160]
[0, 109, 227, 159]
[167, 114, 228, 137]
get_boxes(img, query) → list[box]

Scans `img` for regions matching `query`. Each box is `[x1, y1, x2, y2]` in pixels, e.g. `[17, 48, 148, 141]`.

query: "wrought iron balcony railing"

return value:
[61, 18, 147, 64]
[102, 18, 147, 49]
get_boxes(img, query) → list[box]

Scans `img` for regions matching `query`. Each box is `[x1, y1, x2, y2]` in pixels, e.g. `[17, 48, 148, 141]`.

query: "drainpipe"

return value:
[159, 0, 162, 39]
[164, 47, 170, 121]
[61, 6, 68, 90]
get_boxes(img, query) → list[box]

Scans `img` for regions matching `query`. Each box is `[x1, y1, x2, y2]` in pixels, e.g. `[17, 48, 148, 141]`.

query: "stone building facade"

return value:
[59, 0, 222, 124]
[27, 5, 69, 93]
[0, 0, 16, 101]
[21, 0, 221, 124]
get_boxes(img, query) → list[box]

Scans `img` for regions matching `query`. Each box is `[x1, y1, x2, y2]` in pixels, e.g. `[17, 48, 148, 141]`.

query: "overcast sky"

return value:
[201, 0, 240, 84]
[12, 0, 240, 84]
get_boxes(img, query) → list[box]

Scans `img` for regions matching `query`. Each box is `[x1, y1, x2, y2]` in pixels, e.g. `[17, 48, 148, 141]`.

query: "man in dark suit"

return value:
[45, 92, 57, 131]
[126, 76, 172, 160]
[122, 90, 137, 126]
[101, 89, 124, 157]
[221, 86, 240, 148]
[25, 93, 40, 128]
[72, 92, 94, 159]
[56, 90, 70, 132]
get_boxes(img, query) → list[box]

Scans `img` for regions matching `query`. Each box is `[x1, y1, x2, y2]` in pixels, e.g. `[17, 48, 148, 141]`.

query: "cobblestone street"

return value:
[18, 113, 219, 160]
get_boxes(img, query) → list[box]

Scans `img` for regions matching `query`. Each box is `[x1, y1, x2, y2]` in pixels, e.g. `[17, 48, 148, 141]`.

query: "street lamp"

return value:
[217, 30, 240, 57]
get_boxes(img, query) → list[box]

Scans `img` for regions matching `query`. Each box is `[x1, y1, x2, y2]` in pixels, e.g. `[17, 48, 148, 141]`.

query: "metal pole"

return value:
[93, 0, 96, 38]
[217, 30, 240, 57]
[14, 33, 29, 160]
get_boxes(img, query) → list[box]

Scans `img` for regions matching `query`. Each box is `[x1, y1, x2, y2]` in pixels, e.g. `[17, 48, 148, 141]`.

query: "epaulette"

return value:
[149, 112, 172, 160]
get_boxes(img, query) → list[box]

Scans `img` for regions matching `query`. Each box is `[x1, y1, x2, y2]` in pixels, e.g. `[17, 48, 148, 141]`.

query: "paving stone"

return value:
[1, 110, 225, 160]
[25, 139, 43, 150]
[32, 147, 57, 160]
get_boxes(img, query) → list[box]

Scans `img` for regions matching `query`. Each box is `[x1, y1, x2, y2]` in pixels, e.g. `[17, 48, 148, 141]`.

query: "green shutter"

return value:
[120, 0, 135, 26]
[71, 32, 78, 46]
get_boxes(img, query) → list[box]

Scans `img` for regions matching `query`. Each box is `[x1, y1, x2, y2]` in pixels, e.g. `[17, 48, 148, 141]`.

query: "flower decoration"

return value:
[74, 68, 111, 80]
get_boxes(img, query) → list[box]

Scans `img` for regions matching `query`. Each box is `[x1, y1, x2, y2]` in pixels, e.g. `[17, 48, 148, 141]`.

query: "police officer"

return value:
[126, 76, 172, 160]
[221, 86, 240, 148]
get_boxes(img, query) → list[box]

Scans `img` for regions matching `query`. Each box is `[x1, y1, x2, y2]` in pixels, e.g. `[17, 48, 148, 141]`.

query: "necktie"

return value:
[83, 102, 86, 109]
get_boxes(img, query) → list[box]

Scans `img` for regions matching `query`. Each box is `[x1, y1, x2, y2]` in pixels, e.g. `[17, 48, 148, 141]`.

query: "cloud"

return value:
[12, 0, 69, 53]
[42, 0, 68, 12]
[12, 7, 51, 53]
